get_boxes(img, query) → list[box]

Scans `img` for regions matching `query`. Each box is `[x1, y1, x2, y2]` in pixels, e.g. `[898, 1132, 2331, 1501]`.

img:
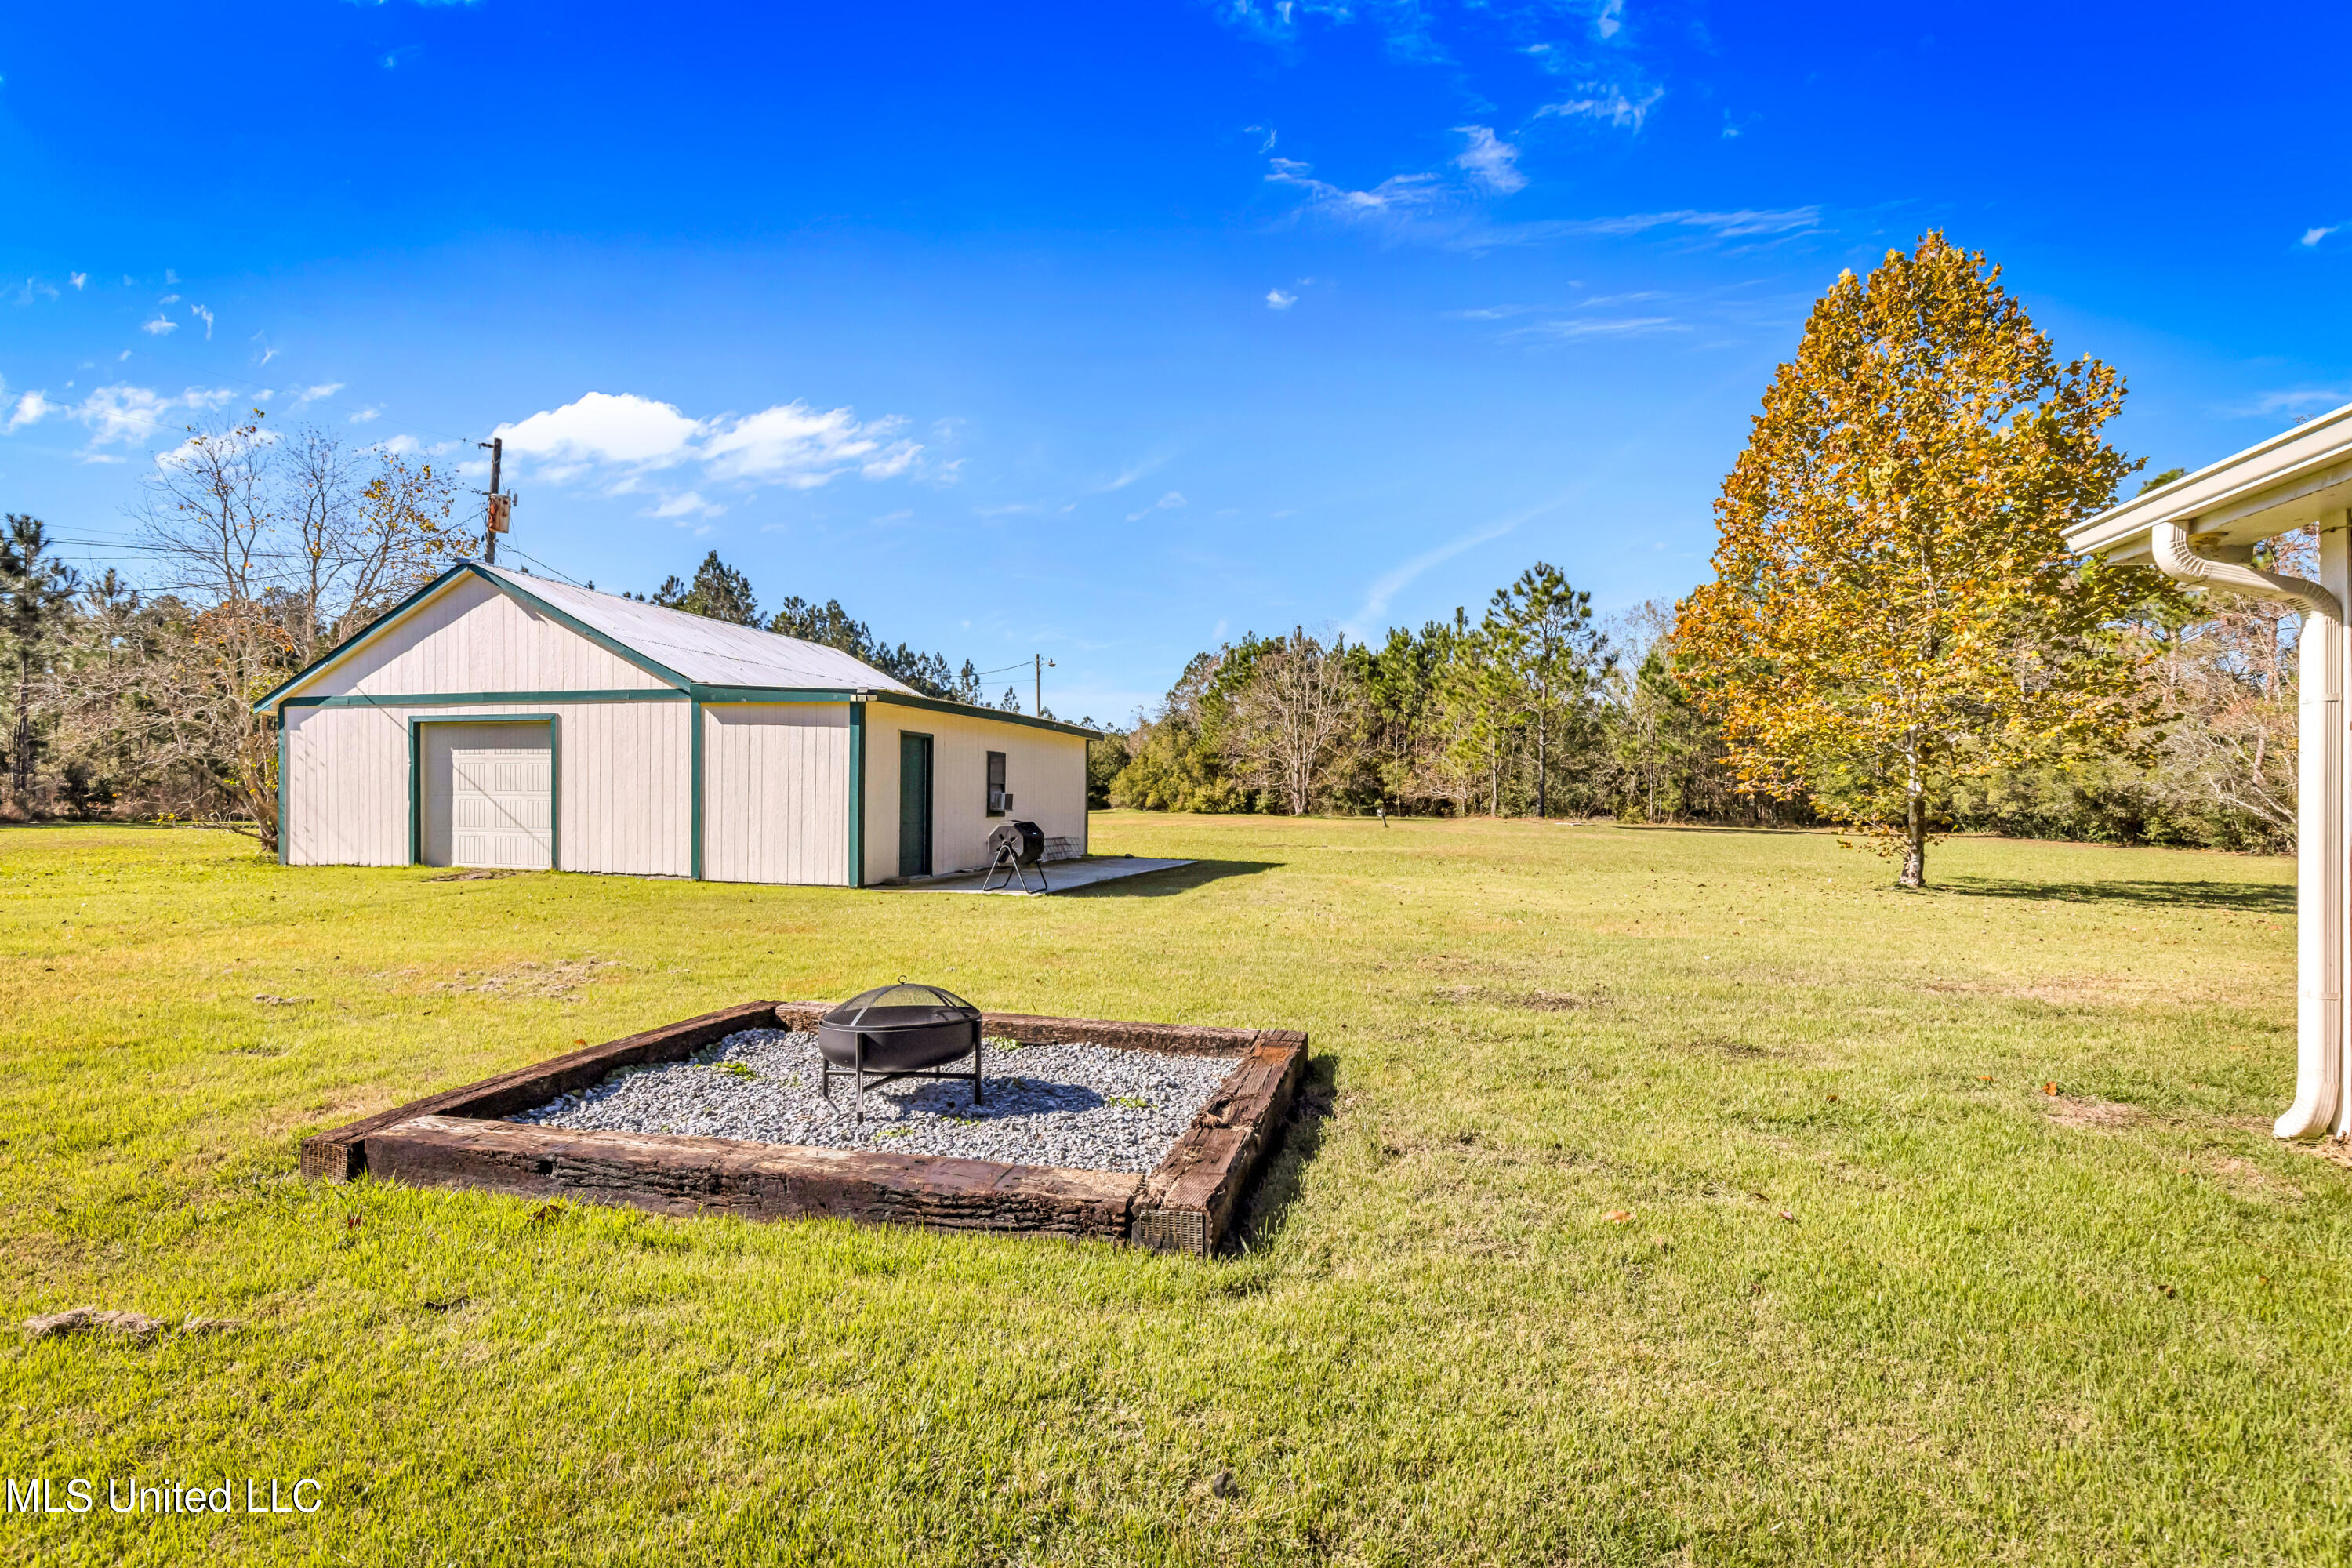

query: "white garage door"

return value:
[421, 722, 554, 869]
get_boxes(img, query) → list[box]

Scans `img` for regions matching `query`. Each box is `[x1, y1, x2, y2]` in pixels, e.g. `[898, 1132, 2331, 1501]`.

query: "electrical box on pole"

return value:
[477, 437, 512, 564]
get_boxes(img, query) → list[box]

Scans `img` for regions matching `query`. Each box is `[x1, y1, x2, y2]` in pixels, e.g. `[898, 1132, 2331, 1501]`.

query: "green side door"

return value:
[898, 732, 933, 878]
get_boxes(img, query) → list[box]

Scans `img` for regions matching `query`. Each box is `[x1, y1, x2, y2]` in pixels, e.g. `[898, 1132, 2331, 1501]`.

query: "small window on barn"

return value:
[986, 751, 1009, 816]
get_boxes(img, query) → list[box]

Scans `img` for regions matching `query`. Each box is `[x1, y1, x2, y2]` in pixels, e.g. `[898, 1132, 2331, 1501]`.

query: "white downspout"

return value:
[2148, 520, 2344, 1138]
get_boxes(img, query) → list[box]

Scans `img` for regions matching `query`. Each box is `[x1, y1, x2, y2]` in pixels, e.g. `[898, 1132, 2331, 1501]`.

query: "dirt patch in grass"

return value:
[426, 869, 528, 884]
[2047, 1095, 2141, 1131]
[2211, 1156, 2304, 1201]
[1674, 1034, 1774, 1059]
[1436, 985, 1602, 1011]
[433, 958, 626, 1000]
[2292, 1135, 2352, 1171]
[1925, 975, 2217, 1008]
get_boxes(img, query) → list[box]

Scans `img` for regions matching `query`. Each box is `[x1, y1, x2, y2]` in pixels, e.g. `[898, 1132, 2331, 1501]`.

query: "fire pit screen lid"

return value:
[824, 980, 980, 1029]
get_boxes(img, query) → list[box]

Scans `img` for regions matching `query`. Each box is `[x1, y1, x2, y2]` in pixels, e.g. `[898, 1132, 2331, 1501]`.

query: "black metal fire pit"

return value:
[818, 982, 983, 1122]
[980, 819, 1049, 894]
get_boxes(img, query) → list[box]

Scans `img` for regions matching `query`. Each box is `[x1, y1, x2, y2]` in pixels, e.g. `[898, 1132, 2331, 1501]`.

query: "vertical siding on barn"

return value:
[302, 574, 670, 697]
[700, 704, 851, 886]
[284, 699, 691, 875]
[860, 705, 1088, 885]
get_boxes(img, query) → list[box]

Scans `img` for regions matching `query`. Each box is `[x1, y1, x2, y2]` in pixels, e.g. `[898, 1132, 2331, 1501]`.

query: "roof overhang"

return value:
[2066, 399, 2352, 563]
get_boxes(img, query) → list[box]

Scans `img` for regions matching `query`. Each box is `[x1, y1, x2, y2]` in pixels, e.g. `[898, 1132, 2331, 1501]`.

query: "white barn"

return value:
[252, 561, 1094, 886]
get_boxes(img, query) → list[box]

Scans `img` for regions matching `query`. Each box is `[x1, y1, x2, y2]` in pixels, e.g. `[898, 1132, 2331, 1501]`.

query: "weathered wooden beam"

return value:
[300, 1000, 1308, 1256]
[1131, 1030, 1308, 1257]
[362, 1115, 1141, 1239]
[299, 1000, 782, 1181]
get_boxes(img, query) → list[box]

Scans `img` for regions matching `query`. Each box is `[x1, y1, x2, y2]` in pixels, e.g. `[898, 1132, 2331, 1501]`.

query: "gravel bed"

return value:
[506, 1029, 1233, 1172]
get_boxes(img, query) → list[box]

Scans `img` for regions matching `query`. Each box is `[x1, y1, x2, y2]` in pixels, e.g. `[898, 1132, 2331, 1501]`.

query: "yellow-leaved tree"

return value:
[1677, 233, 2156, 887]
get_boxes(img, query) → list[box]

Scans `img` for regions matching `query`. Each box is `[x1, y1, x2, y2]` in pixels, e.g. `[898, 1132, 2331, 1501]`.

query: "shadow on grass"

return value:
[1602, 822, 1822, 837]
[1229, 1054, 1337, 1256]
[1940, 875, 2293, 915]
[1058, 859, 1279, 898]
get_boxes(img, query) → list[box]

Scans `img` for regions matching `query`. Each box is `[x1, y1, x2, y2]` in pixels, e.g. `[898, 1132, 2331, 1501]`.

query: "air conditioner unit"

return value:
[989, 789, 1013, 812]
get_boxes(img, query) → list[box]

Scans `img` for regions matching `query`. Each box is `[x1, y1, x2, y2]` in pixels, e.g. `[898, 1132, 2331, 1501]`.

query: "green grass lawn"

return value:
[0, 814, 2341, 1565]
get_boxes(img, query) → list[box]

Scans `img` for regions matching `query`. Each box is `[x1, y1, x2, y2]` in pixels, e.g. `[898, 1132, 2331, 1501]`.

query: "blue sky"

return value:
[4, 1, 2349, 720]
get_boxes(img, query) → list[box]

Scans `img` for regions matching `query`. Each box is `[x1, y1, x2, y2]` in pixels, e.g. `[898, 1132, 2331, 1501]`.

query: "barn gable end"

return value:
[292, 571, 674, 701]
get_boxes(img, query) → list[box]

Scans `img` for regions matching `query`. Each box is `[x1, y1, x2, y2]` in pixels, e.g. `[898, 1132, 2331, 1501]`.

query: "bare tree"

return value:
[1222, 627, 1364, 815]
[124, 412, 462, 844]
[2136, 531, 2310, 845]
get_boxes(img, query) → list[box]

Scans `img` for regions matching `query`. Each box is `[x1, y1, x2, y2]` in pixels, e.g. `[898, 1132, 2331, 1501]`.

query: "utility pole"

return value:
[1034, 653, 1054, 717]
[477, 437, 506, 564]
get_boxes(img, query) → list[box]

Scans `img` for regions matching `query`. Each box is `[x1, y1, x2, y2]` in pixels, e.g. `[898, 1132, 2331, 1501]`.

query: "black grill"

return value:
[981, 819, 1050, 893]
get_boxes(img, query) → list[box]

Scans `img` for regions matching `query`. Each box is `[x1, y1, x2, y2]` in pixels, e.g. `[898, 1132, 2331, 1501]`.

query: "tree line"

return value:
[1098, 234, 2304, 887]
[0, 235, 2314, 878]
[1097, 569, 1763, 826]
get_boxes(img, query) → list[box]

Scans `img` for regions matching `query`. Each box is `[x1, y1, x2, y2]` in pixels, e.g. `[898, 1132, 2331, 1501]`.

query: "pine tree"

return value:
[1, 515, 80, 814]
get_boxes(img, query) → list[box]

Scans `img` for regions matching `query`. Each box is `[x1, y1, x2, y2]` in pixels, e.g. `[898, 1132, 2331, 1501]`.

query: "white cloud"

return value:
[1267, 156, 1445, 216]
[1443, 303, 1540, 321]
[158, 292, 180, 305]
[1513, 207, 1820, 243]
[1098, 456, 1169, 493]
[1343, 498, 1566, 639]
[1537, 83, 1664, 131]
[2235, 387, 2352, 417]
[860, 441, 920, 480]
[1126, 490, 1187, 522]
[191, 304, 215, 339]
[164, 269, 180, 285]
[500, 391, 700, 467]
[647, 490, 723, 519]
[290, 383, 344, 405]
[1508, 314, 1682, 340]
[377, 433, 422, 456]
[1454, 126, 1526, 194]
[494, 390, 924, 495]
[2302, 226, 2339, 248]
[7, 391, 57, 432]
[72, 383, 238, 448]
[702, 402, 894, 486]
[68, 272, 86, 290]
[1266, 289, 1298, 310]
[348, 406, 381, 423]
[1595, 0, 1624, 38]
[141, 315, 177, 336]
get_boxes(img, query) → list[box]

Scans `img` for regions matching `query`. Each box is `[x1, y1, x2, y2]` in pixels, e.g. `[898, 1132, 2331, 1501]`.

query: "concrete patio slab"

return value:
[884, 855, 1196, 895]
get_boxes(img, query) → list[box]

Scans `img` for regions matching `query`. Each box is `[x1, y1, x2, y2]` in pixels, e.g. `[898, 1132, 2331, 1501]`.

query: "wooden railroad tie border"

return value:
[299, 1002, 1308, 1257]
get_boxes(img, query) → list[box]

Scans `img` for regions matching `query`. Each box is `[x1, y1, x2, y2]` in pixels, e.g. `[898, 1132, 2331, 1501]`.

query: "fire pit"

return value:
[818, 982, 982, 1121]
[297, 1000, 1310, 1255]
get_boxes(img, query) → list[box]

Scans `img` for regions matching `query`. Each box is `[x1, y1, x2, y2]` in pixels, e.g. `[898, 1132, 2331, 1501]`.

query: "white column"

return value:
[2279, 514, 2348, 1138]
[2328, 514, 2352, 1136]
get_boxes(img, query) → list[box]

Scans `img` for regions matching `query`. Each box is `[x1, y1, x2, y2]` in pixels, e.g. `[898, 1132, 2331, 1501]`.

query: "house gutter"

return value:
[2148, 520, 2346, 1138]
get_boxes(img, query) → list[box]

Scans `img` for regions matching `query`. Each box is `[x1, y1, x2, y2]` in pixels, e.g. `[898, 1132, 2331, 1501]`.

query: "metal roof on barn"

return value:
[468, 564, 920, 694]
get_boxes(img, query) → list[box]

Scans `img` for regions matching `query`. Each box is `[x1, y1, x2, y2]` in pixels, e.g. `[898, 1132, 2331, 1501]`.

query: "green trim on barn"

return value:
[689, 684, 857, 705]
[405, 714, 562, 871]
[847, 701, 866, 889]
[689, 699, 705, 881]
[868, 689, 1099, 739]
[276, 717, 289, 865]
[285, 689, 687, 710]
